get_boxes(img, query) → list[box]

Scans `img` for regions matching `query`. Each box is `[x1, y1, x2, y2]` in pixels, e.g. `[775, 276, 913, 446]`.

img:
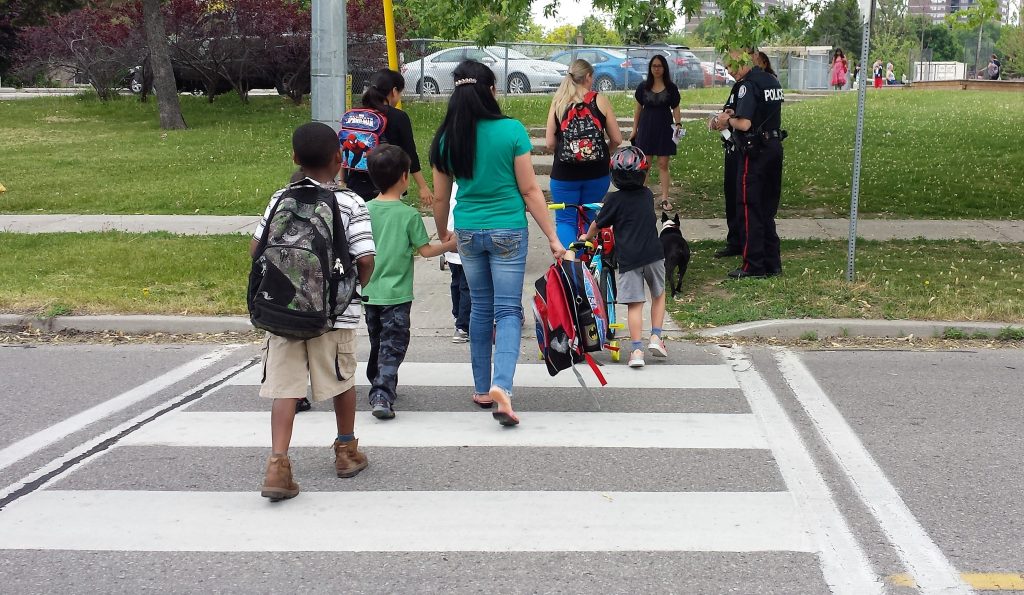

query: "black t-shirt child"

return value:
[594, 187, 663, 273]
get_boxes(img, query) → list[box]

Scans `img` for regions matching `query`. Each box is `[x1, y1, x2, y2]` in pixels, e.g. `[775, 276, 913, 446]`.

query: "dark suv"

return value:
[625, 44, 705, 89]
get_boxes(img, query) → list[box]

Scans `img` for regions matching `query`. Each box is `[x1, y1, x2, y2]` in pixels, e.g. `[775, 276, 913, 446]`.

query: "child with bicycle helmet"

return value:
[580, 146, 668, 368]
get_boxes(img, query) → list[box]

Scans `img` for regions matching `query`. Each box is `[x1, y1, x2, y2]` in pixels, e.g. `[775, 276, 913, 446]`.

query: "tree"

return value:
[544, 24, 579, 44]
[611, 0, 676, 44]
[804, 0, 862, 54]
[947, 0, 1000, 74]
[142, 0, 186, 128]
[766, 4, 809, 45]
[0, 0, 85, 79]
[578, 15, 622, 46]
[996, 24, 1023, 77]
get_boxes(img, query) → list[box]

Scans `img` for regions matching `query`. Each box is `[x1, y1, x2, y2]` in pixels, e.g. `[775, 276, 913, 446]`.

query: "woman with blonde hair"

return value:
[545, 58, 623, 248]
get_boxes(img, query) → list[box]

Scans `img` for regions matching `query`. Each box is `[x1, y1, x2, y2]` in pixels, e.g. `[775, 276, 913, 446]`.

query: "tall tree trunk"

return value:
[142, 0, 186, 129]
[977, 23, 984, 75]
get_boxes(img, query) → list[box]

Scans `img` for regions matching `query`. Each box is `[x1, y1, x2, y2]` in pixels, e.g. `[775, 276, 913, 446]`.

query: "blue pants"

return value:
[455, 228, 528, 396]
[449, 262, 471, 332]
[549, 175, 610, 248]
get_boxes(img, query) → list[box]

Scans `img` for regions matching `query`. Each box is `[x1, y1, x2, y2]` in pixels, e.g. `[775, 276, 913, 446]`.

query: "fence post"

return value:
[504, 43, 510, 95]
[419, 40, 424, 99]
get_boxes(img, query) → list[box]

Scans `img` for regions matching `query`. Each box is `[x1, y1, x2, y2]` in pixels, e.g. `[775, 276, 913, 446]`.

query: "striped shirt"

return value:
[253, 178, 375, 328]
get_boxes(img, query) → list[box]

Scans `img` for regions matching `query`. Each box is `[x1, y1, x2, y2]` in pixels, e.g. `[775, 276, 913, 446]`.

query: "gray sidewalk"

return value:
[2, 214, 1023, 242]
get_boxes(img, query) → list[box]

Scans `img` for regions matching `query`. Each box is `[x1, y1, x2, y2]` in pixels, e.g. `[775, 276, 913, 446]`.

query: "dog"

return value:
[660, 212, 691, 298]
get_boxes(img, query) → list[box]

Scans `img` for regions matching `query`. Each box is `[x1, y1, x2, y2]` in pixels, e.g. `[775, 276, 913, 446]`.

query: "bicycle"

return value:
[548, 202, 624, 361]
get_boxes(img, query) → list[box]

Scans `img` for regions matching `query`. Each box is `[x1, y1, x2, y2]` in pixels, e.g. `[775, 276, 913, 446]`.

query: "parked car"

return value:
[701, 61, 736, 87]
[402, 46, 567, 94]
[546, 48, 647, 92]
[626, 44, 705, 89]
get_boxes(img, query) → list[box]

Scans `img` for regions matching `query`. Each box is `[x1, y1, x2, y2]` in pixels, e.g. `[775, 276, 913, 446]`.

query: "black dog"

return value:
[660, 213, 691, 297]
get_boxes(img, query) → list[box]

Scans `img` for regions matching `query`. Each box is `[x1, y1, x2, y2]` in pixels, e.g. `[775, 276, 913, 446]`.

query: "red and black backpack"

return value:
[556, 91, 608, 165]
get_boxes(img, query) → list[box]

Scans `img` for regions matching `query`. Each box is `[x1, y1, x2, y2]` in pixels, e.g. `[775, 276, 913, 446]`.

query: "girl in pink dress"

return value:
[830, 48, 849, 91]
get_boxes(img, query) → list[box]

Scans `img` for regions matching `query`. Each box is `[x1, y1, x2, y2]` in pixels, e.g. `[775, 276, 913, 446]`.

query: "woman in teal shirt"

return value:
[431, 60, 565, 427]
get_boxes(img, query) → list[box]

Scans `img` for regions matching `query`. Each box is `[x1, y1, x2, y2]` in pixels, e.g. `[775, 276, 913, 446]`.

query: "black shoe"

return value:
[714, 246, 743, 258]
[295, 397, 312, 413]
[727, 268, 767, 279]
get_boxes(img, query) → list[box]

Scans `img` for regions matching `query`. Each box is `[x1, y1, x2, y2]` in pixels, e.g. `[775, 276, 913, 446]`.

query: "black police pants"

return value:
[724, 149, 744, 251]
[735, 140, 783, 275]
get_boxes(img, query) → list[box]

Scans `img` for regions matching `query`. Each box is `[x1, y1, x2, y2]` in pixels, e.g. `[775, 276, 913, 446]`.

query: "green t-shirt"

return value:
[364, 199, 430, 305]
[451, 118, 532, 230]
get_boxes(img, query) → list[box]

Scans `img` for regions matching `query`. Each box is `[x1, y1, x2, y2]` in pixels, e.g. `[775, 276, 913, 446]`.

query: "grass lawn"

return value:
[0, 89, 1021, 218]
[0, 233, 1020, 326]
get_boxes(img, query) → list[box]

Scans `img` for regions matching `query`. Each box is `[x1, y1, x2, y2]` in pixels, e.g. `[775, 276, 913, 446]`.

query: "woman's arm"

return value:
[597, 94, 622, 152]
[431, 168, 453, 242]
[513, 153, 565, 260]
[545, 101, 558, 152]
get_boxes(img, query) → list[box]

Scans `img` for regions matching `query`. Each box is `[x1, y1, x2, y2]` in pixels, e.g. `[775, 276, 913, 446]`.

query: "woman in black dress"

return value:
[631, 54, 681, 211]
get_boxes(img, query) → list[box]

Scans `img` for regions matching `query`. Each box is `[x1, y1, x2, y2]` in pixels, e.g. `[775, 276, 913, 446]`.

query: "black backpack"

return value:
[247, 183, 358, 340]
[556, 91, 609, 164]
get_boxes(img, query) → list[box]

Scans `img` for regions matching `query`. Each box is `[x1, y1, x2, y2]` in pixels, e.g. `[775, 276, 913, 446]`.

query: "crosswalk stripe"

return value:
[119, 411, 769, 449]
[227, 362, 740, 390]
[0, 490, 812, 553]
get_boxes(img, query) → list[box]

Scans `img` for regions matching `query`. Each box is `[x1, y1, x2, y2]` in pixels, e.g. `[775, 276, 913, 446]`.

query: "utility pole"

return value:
[846, 0, 875, 282]
[311, 0, 348, 131]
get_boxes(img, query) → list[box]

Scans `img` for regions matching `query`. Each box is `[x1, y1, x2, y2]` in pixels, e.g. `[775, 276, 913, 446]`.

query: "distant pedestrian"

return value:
[444, 182, 471, 344]
[362, 144, 455, 420]
[830, 48, 849, 91]
[631, 54, 682, 212]
[852, 61, 860, 87]
[885, 62, 896, 85]
[987, 54, 1001, 80]
[872, 60, 883, 89]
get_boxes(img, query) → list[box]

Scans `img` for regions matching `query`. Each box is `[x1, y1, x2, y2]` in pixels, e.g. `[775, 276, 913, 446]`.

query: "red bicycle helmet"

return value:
[610, 145, 649, 190]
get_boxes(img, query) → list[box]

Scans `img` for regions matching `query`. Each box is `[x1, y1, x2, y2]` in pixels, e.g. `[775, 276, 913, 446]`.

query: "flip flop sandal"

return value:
[472, 393, 494, 409]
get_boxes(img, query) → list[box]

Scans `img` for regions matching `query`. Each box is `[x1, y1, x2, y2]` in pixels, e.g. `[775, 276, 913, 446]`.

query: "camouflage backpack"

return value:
[247, 183, 357, 339]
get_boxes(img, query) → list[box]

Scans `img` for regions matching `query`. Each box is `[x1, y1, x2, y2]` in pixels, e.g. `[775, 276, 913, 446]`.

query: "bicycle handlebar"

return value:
[547, 202, 604, 211]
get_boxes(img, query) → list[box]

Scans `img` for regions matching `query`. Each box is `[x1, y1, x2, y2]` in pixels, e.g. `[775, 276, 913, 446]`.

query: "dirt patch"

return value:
[42, 115, 87, 124]
[0, 325, 262, 345]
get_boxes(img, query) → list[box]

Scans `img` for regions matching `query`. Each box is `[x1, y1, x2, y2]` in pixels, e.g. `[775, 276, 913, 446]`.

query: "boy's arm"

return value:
[355, 254, 374, 288]
[417, 236, 456, 258]
[249, 238, 259, 258]
[580, 221, 598, 242]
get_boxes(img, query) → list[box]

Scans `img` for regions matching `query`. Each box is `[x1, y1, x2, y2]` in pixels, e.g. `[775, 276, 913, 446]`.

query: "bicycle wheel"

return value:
[599, 260, 617, 340]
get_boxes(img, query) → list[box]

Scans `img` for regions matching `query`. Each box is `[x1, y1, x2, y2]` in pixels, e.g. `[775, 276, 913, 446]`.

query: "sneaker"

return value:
[628, 349, 645, 368]
[332, 438, 369, 478]
[452, 328, 469, 343]
[295, 397, 312, 413]
[370, 396, 395, 420]
[648, 335, 668, 358]
[260, 454, 299, 501]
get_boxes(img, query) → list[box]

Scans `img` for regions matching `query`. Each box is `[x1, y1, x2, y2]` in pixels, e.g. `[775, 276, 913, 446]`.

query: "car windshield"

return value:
[487, 47, 530, 60]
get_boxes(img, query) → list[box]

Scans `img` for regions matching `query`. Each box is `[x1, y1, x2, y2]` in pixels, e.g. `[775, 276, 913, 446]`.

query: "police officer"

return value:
[710, 76, 744, 259]
[712, 49, 785, 279]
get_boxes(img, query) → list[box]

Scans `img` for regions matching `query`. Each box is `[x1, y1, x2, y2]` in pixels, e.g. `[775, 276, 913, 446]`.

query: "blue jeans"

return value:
[455, 228, 528, 396]
[549, 175, 611, 248]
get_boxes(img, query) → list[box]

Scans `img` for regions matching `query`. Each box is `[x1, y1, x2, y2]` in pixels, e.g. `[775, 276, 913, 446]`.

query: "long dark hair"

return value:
[832, 48, 845, 63]
[362, 69, 405, 112]
[429, 60, 505, 179]
[757, 51, 777, 78]
[644, 54, 671, 90]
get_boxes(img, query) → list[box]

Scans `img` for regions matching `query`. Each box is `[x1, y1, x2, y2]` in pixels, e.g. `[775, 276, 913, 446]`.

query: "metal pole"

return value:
[847, 0, 875, 282]
[504, 43, 510, 95]
[311, 0, 348, 132]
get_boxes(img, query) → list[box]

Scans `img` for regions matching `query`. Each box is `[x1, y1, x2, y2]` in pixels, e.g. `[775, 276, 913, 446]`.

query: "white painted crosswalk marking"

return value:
[119, 411, 769, 449]
[227, 361, 740, 390]
[0, 490, 812, 553]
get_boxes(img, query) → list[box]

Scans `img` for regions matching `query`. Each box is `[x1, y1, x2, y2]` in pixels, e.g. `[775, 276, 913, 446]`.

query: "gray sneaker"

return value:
[452, 328, 469, 343]
[370, 395, 395, 420]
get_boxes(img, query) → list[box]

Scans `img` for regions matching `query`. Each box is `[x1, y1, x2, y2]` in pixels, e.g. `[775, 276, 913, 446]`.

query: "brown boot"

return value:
[333, 438, 368, 478]
[261, 454, 299, 501]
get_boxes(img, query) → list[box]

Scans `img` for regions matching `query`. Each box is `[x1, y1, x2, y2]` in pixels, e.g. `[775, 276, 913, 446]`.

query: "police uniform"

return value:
[730, 66, 784, 277]
[719, 79, 744, 256]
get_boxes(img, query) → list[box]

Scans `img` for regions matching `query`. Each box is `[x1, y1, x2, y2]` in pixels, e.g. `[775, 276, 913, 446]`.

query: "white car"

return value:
[403, 46, 567, 95]
[701, 61, 736, 86]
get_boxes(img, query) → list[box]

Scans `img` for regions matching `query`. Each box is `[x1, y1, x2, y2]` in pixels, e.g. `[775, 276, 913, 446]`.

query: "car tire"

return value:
[595, 75, 615, 93]
[507, 73, 530, 94]
[418, 77, 439, 95]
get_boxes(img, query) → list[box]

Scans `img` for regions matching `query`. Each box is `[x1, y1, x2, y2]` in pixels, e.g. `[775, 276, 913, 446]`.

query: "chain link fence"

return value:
[383, 40, 832, 99]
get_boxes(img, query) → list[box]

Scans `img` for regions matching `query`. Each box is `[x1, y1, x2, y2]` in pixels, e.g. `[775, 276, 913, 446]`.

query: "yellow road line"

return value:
[889, 573, 1024, 590]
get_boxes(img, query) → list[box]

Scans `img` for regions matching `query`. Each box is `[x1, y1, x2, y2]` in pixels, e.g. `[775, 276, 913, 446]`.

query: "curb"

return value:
[2, 314, 1020, 340]
[695, 318, 1023, 340]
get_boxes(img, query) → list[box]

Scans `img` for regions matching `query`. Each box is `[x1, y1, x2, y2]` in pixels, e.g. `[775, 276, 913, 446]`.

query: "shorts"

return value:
[617, 260, 666, 303]
[259, 328, 357, 402]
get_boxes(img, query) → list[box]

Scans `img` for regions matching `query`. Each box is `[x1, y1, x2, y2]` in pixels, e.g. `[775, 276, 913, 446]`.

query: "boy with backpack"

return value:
[249, 122, 376, 501]
[363, 144, 455, 419]
[579, 146, 667, 368]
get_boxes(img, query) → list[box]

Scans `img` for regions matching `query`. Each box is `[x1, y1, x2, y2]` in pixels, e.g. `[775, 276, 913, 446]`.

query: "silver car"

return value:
[403, 46, 567, 95]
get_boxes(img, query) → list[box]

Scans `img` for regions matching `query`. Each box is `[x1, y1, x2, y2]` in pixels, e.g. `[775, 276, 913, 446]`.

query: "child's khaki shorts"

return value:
[259, 328, 357, 402]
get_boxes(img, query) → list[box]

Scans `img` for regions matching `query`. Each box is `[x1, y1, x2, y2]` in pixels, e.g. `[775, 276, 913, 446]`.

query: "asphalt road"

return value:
[0, 339, 1021, 594]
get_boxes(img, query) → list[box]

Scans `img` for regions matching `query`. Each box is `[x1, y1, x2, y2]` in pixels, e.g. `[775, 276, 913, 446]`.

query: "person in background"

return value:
[631, 53, 682, 212]
[885, 62, 896, 85]
[830, 48, 848, 91]
[545, 58, 622, 249]
[445, 182, 470, 344]
[430, 60, 566, 426]
[344, 69, 433, 207]
[987, 54, 1001, 80]
[872, 59, 884, 89]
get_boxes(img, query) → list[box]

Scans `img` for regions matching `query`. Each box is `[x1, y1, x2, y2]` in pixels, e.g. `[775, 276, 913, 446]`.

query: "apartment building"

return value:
[684, 0, 787, 32]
